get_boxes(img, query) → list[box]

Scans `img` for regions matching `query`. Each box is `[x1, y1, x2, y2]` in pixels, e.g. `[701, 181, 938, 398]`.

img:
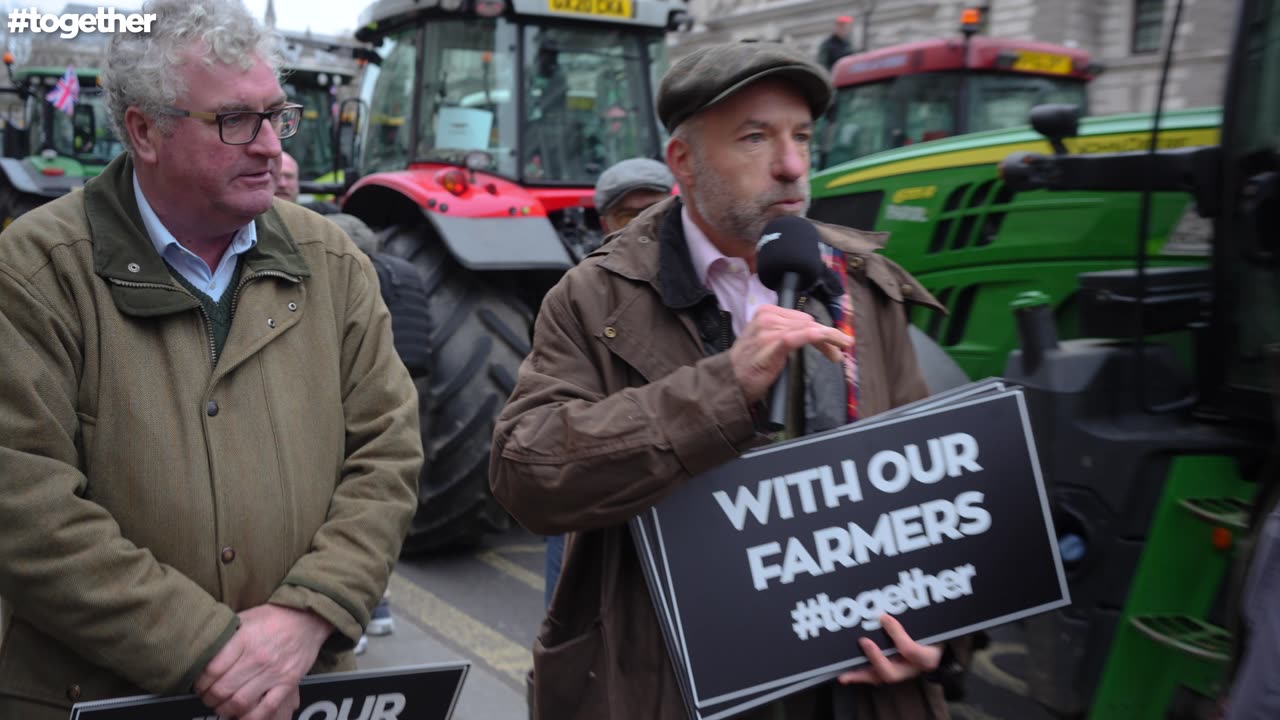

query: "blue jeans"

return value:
[544, 534, 565, 609]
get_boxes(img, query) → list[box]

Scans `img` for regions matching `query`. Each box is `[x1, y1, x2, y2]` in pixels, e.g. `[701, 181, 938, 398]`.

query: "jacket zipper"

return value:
[718, 310, 731, 352]
[108, 277, 218, 365]
[229, 269, 301, 318]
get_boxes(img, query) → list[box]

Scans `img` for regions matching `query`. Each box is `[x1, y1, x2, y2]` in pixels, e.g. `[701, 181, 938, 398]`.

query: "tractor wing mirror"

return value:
[1029, 104, 1080, 156]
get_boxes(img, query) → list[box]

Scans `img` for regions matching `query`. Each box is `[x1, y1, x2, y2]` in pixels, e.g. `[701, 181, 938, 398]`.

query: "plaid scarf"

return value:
[820, 246, 859, 422]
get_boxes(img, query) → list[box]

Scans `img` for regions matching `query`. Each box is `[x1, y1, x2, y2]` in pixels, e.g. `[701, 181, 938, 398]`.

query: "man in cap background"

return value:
[817, 15, 856, 71]
[595, 157, 676, 235]
[492, 41, 964, 719]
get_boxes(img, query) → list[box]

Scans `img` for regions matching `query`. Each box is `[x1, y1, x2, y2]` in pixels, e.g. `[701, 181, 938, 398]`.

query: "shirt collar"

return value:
[132, 171, 257, 262]
[682, 206, 746, 287]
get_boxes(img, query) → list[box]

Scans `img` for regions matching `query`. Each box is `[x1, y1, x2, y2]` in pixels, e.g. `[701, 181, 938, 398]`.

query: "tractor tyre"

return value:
[383, 223, 533, 553]
[909, 325, 970, 395]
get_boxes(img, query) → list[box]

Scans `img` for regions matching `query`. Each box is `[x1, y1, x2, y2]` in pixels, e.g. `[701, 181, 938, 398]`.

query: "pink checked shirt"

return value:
[682, 208, 778, 337]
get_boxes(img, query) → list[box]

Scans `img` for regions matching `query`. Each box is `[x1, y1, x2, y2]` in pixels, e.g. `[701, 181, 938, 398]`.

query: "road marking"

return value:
[477, 550, 546, 594]
[389, 573, 531, 687]
[971, 641, 1030, 697]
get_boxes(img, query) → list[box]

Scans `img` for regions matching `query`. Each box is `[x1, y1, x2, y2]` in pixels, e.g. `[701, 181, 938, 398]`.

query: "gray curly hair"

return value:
[102, 0, 282, 154]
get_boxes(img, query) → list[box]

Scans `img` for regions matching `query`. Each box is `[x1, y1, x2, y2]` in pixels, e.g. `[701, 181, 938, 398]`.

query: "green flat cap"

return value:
[657, 42, 833, 133]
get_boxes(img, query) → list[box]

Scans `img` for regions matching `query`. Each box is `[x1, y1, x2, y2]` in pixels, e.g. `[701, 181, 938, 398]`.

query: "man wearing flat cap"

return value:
[595, 157, 676, 235]
[492, 42, 964, 720]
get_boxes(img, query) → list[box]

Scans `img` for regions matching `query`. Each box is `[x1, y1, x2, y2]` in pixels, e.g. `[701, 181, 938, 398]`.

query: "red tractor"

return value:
[817, 11, 1102, 170]
[336, 0, 688, 551]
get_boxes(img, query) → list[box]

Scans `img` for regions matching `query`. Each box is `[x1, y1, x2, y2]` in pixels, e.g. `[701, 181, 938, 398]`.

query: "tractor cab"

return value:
[354, 0, 673, 190]
[816, 11, 1100, 170]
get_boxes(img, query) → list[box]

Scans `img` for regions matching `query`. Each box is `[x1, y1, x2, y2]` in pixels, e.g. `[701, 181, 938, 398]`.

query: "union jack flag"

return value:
[45, 66, 80, 115]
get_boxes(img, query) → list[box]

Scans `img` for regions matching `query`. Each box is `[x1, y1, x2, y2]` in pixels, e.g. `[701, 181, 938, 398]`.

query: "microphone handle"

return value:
[766, 273, 800, 432]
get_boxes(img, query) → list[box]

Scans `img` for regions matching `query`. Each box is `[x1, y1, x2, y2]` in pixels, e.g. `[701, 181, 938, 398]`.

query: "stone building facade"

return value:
[670, 0, 1231, 115]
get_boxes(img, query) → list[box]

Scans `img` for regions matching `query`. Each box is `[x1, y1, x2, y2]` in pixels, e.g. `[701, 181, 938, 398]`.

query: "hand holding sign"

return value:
[838, 614, 942, 685]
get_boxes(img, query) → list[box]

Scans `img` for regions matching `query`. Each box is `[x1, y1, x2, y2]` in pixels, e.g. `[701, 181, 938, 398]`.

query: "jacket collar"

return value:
[85, 153, 311, 317]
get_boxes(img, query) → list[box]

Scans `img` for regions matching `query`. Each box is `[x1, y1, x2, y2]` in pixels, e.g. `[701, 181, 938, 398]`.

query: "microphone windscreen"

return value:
[755, 215, 824, 291]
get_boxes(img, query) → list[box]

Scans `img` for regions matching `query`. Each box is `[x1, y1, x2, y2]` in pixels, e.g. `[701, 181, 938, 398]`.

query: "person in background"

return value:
[493, 41, 969, 720]
[274, 150, 300, 203]
[541, 156, 677, 611]
[817, 15, 855, 71]
[595, 157, 677, 236]
[0, 1, 421, 718]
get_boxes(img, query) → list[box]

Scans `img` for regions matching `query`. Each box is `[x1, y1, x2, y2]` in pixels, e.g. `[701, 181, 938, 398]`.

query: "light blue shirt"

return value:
[133, 172, 257, 302]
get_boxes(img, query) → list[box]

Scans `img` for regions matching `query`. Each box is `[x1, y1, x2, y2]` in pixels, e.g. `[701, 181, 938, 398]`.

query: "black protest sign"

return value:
[644, 390, 1068, 712]
[70, 663, 468, 720]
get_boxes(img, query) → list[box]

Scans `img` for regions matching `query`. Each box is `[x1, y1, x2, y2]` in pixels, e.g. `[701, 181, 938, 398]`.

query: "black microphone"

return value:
[755, 215, 826, 433]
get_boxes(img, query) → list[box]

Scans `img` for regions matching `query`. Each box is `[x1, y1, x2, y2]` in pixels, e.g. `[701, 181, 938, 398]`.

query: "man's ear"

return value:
[665, 135, 695, 193]
[125, 106, 159, 166]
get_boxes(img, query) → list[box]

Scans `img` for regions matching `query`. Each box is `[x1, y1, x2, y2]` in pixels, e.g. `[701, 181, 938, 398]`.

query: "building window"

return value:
[1132, 0, 1165, 54]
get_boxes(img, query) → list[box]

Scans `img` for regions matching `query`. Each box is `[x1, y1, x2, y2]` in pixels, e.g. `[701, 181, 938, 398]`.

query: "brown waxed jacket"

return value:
[491, 197, 954, 720]
[0, 154, 421, 718]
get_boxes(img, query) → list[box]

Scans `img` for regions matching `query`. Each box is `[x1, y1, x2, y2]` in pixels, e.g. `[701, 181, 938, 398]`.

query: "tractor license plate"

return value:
[1013, 51, 1073, 75]
[548, 0, 632, 18]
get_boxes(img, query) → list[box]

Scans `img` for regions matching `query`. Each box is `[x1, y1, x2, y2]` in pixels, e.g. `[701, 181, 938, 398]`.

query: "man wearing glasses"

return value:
[0, 2, 421, 720]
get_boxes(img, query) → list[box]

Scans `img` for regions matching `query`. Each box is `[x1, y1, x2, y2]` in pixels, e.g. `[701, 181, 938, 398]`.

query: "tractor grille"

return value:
[927, 179, 1017, 253]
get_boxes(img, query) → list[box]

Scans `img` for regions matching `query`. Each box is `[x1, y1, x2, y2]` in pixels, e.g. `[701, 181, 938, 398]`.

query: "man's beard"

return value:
[688, 151, 810, 248]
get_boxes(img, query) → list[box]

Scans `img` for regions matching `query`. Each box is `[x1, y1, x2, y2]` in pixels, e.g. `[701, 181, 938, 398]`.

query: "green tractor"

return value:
[810, 107, 1219, 383]
[277, 32, 376, 199]
[0, 59, 121, 227]
[984, 0, 1276, 714]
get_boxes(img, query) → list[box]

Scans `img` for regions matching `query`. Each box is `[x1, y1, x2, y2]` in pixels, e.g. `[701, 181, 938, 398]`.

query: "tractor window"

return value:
[967, 73, 1089, 133]
[40, 90, 119, 163]
[283, 78, 341, 181]
[415, 18, 520, 177]
[521, 26, 660, 185]
[897, 72, 959, 146]
[362, 31, 417, 174]
[820, 80, 893, 168]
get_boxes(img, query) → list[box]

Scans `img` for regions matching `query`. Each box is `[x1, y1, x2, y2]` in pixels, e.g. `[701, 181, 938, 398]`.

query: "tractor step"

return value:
[1129, 614, 1231, 663]
[1179, 496, 1251, 530]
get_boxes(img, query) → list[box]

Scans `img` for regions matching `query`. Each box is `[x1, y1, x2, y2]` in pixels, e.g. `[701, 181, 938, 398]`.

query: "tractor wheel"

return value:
[383, 223, 533, 553]
[909, 325, 970, 394]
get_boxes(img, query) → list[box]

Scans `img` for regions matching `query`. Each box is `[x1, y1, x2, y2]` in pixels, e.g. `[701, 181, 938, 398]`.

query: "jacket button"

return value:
[587, 671, 596, 680]
[848, 256, 864, 270]
[603, 327, 618, 339]
[221, 547, 236, 564]
[206, 400, 219, 417]
[900, 283, 914, 295]
[66, 684, 81, 702]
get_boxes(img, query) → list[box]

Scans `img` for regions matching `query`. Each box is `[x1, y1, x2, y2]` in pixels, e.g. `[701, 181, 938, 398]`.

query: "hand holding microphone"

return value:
[729, 216, 850, 429]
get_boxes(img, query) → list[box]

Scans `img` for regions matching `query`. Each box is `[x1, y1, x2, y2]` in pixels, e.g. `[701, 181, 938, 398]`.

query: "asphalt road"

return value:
[368, 525, 1057, 720]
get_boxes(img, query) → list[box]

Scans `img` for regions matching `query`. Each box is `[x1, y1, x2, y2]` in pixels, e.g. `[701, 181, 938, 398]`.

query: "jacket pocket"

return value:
[0, 618, 138, 710]
[531, 620, 607, 720]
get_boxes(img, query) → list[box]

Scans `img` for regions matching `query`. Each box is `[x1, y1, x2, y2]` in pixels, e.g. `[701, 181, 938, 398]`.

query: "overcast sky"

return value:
[13, 0, 374, 37]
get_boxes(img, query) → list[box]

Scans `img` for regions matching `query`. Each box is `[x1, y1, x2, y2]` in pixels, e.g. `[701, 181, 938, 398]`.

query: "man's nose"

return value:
[249, 117, 283, 158]
[773, 137, 808, 182]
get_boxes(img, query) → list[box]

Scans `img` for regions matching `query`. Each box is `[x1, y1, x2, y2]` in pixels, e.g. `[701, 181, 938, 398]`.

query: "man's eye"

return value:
[742, 133, 765, 143]
[222, 113, 248, 128]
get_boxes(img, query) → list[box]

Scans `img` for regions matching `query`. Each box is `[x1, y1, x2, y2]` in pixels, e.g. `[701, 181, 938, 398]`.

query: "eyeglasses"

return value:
[159, 104, 303, 145]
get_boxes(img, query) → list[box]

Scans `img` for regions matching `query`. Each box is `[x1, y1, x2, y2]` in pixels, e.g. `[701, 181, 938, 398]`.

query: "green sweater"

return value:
[167, 259, 244, 363]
